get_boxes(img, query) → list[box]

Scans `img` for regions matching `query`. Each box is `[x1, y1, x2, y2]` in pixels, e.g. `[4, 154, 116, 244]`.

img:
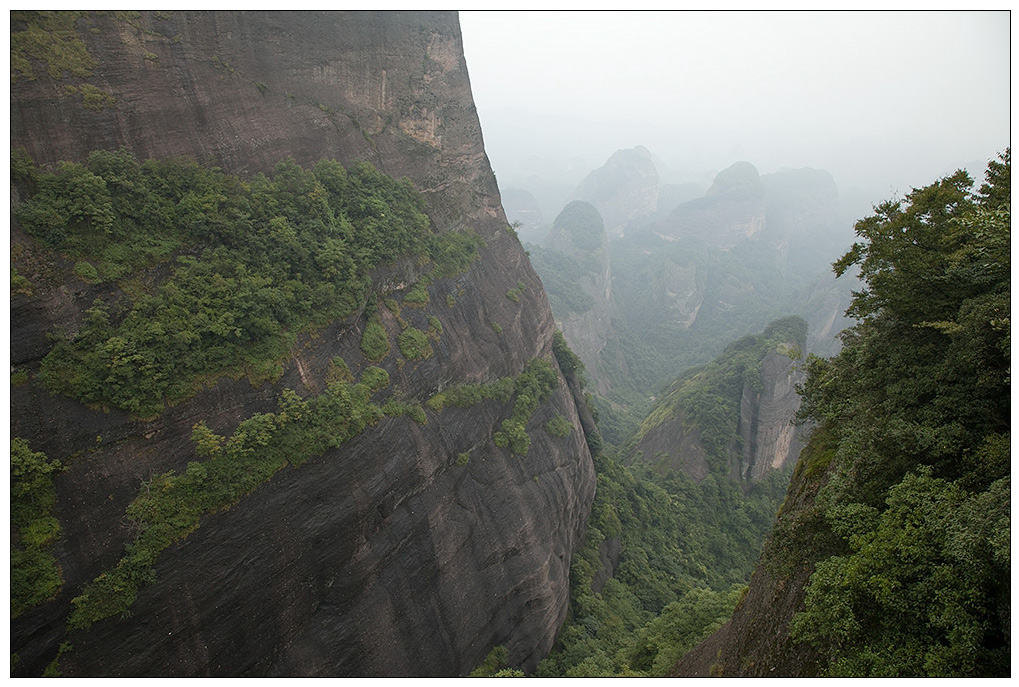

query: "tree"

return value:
[793, 151, 1010, 676]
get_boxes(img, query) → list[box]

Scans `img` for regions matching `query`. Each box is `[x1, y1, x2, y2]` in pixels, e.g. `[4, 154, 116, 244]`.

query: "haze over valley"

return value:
[461, 11, 1008, 232]
[10, 11, 1010, 678]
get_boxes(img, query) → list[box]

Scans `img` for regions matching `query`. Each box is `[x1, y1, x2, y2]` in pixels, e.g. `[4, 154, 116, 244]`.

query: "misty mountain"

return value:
[501, 186, 548, 243]
[528, 149, 857, 444]
[569, 145, 660, 236]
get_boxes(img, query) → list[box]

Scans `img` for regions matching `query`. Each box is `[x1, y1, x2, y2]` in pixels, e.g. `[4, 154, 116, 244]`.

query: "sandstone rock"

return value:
[10, 11, 594, 677]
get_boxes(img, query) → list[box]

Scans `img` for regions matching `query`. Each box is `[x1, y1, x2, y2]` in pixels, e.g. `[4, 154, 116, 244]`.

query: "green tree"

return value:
[11, 438, 64, 616]
[792, 151, 1010, 676]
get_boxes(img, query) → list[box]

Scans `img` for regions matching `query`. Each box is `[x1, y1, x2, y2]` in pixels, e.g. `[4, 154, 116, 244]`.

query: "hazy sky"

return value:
[459, 11, 1010, 206]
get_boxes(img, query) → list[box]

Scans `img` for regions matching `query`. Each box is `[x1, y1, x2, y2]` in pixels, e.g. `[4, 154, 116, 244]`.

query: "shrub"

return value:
[506, 281, 526, 303]
[11, 438, 63, 617]
[402, 281, 429, 308]
[546, 414, 574, 438]
[73, 260, 100, 282]
[11, 267, 33, 296]
[398, 327, 432, 360]
[359, 366, 389, 392]
[326, 356, 352, 384]
[360, 316, 390, 362]
[427, 316, 442, 339]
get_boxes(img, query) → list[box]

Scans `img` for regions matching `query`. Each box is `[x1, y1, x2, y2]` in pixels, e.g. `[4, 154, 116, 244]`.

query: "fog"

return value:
[459, 11, 1010, 216]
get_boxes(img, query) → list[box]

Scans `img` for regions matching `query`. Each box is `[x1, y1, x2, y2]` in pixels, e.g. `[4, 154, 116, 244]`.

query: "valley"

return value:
[9, 10, 1010, 678]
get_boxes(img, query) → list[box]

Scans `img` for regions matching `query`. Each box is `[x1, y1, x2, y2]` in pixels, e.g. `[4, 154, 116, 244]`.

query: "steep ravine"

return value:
[11, 11, 595, 676]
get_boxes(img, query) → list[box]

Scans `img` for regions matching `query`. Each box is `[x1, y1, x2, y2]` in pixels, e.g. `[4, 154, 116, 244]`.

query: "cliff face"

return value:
[542, 201, 613, 393]
[631, 349, 804, 484]
[657, 161, 767, 249]
[10, 11, 595, 676]
[736, 349, 806, 482]
[629, 320, 807, 485]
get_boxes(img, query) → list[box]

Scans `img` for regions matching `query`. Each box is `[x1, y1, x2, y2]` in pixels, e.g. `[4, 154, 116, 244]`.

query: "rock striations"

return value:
[10, 11, 595, 677]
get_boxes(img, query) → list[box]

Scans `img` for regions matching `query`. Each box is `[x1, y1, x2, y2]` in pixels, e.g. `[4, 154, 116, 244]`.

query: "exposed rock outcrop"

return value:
[11, 11, 595, 677]
[656, 161, 767, 248]
[735, 348, 806, 482]
[629, 319, 807, 484]
[542, 201, 613, 392]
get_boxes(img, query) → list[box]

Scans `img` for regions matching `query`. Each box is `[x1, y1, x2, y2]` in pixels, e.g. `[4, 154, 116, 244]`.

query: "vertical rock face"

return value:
[629, 320, 807, 485]
[11, 11, 595, 677]
[631, 346, 804, 484]
[570, 146, 659, 236]
[736, 349, 806, 482]
[542, 201, 613, 392]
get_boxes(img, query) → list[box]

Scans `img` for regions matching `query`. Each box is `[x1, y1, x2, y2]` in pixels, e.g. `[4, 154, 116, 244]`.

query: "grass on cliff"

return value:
[13, 149, 482, 417]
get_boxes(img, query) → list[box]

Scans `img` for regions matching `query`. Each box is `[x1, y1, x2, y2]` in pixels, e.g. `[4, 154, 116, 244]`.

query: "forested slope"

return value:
[674, 151, 1010, 677]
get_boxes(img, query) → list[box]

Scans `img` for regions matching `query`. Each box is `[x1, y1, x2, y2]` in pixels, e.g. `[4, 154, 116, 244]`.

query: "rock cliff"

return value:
[542, 201, 613, 393]
[629, 318, 807, 484]
[10, 11, 595, 676]
[657, 161, 767, 248]
[735, 348, 806, 482]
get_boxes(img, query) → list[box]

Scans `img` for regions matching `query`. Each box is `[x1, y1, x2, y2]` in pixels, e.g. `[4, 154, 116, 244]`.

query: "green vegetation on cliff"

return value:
[537, 448, 790, 677]
[11, 439, 64, 617]
[536, 321, 799, 676]
[13, 150, 481, 416]
[631, 315, 807, 466]
[428, 357, 561, 456]
[69, 370, 391, 630]
[784, 151, 1010, 676]
[11, 11, 95, 81]
[67, 353, 563, 631]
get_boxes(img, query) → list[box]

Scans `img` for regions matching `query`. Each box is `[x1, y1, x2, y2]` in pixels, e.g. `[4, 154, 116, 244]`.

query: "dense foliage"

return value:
[537, 449, 790, 676]
[14, 150, 480, 416]
[536, 321, 800, 676]
[788, 151, 1010, 676]
[11, 438, 64, 617]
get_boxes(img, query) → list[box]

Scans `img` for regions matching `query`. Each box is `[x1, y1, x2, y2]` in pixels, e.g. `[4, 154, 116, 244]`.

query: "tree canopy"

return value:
[790, 150, 1010, 676]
